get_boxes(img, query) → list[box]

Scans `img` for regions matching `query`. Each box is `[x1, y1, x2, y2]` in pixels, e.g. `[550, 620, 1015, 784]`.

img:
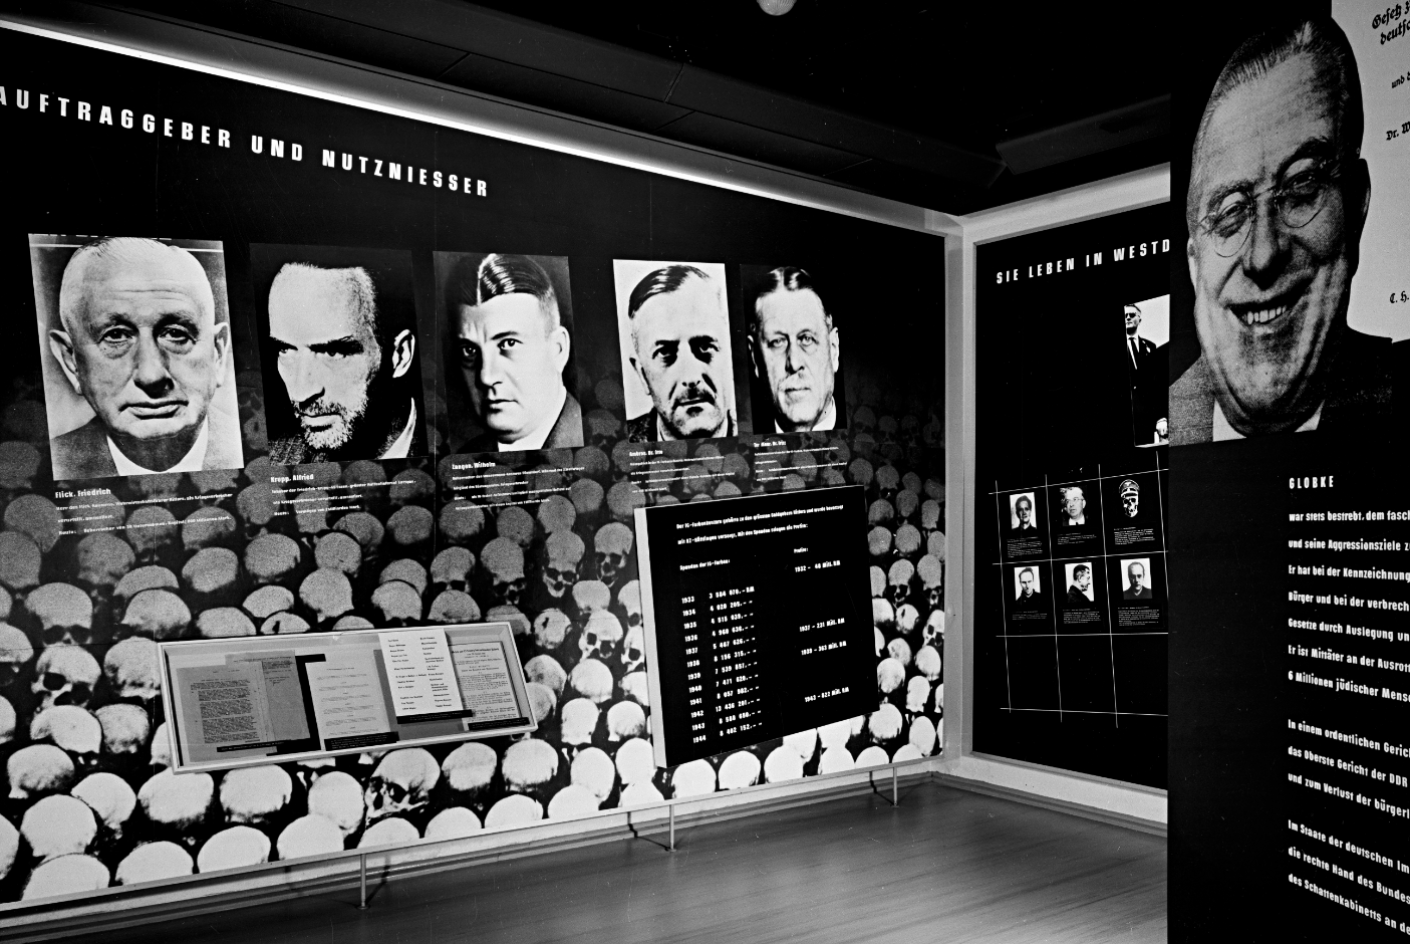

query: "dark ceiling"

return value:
[102, 0, 1170, 214]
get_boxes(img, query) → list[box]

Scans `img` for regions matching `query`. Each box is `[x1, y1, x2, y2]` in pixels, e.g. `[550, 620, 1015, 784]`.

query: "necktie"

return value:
[1129, 337, 1139, 369]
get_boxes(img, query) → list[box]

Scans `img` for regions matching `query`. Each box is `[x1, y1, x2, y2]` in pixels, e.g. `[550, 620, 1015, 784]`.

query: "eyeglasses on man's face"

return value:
[1196, 161, 1343, 258]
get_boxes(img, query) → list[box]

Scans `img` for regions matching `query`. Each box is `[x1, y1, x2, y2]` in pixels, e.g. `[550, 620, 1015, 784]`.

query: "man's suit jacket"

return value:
[1123, 587, 1153, 600]
[1067, 586, 1093, 606]
[51, 415, 243, 480]
[1126, 335, 1156, 375]
[1170, 327, 1391, 445]
[1015, 590, 1043, 607]
[458, 393, 582, 454]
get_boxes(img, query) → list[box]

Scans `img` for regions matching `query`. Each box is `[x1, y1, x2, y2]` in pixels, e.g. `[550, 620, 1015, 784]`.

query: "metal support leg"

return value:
[668, 803, 675, 852]
[892, 767, 898, 807]
[358, 854, 368, 910]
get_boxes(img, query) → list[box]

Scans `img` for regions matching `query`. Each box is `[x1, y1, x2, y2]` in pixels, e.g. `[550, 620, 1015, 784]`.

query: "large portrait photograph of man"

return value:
[30, 235, 245, 482]
[250, 244, 427, 464]
[433, 252, 582, 454]
[1172, 15, 1394, 444]
[613, 260, 741, 443]
[740, 264, 846, 435]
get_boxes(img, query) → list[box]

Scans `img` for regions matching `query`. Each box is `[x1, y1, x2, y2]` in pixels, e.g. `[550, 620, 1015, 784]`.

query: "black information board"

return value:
[636, 487, 874, 767]
[973, 202, 1171, 789]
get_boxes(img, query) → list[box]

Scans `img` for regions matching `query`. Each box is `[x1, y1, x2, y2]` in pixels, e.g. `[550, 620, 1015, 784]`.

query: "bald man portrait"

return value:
[252, 245, 426, 464]
[1172, 17, 1389, 443]
[34, 236, 244, 481]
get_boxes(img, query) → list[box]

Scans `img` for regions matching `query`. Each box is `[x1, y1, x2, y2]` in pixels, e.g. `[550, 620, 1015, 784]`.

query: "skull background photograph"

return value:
[0, 26, 946, 908]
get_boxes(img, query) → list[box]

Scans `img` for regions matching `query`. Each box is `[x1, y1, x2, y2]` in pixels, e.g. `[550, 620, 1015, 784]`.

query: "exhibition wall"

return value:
[0, 9, 948, 912]
[1169, 2, 1410, 941]
[37, 3, 1410, 942]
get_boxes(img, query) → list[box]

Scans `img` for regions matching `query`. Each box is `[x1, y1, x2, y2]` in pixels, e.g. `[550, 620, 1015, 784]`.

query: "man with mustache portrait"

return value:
[257, 245, 425, 463]
[622, 264, 737, 442]
[1171, 16, 1389, 443]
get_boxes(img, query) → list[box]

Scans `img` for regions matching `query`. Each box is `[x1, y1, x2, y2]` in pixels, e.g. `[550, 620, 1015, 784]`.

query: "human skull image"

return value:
[570, 580, 612, 619]
[364, 748, 440, 826]
[593, 522, 633, 588]
[1119, 479, 1140, 518]
[26, 583, 94, 648]
[481, 538, 526, 608]
[429, 546, 474, 593]
[886, 560, 913, 609]
[533, 609, 571, 652]
[917, 555, 943, 610]
[29, 706, 102, 769]
[621, 624, 646, 676]
[103, 638, 161, 704]
[32, 646, 101, 711]
[7, 744, 75, 800]
[895, 603, 919, 634]
[541, 531, 584, 600]
[579, 610, 625, 664]
[0, 623, 35, 688]
[922, 608, 944, 649]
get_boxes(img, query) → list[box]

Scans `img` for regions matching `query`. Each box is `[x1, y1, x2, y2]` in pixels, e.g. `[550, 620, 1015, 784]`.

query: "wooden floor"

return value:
[62, 781, 1166, 944]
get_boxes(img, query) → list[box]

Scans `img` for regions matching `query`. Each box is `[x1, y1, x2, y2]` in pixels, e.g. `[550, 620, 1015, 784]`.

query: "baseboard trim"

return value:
[934, 771, 1168, 838]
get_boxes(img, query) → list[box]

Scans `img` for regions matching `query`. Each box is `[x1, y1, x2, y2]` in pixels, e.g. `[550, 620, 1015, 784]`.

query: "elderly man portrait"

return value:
[1171, 17, 1389, 444]
[747, 266, 842, 433]
[621, 263, 736, 442]
[446, 253, 582, 453]
[1057, 486, 1087, 527]
[1123, 561, 1153, 601]
[40, 236, 243, 480]
[256, 245, 425, 463]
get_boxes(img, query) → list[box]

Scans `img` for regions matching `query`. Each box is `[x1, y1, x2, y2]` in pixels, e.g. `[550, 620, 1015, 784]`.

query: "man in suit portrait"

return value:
[748, 266, 841, 433]
[1015, 567, 1042, 606]
[46, 237, 242, 479]
[1067, 564, 1094, 605]
[450, 253, 582, 453]
[624, 265, 735, 442]
[1012, 495, 1037, 531]
[1058, 486, 1087, 526]
[1124, 561, 1153, 600]
[264, 247, 425, 463]
[1171, 17, 1389, 443]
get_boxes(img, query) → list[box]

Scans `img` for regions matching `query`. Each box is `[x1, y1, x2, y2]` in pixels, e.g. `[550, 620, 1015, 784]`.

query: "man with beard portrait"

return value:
[256, 246, 426, 463]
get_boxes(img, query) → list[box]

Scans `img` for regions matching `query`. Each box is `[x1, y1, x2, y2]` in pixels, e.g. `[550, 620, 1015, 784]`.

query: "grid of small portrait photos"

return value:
[992, 457, 1167, 722]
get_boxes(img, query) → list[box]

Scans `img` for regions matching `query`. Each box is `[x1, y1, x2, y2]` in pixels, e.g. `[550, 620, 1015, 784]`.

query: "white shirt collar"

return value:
[1212, 399, 1321, 441]
[773, 397, 837, 434]
[497, 385, 566, 452]
[380, 399, 418, 459]
[107, 420, 209, 476]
